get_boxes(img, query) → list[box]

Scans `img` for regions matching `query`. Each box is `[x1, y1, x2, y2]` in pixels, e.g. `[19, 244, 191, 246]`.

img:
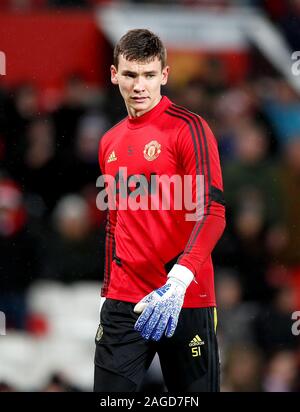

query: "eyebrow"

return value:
[121, 70, 158, 76]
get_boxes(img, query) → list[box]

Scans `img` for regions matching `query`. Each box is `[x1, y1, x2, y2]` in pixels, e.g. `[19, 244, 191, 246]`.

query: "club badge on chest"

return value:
[143, 140, 161, 161]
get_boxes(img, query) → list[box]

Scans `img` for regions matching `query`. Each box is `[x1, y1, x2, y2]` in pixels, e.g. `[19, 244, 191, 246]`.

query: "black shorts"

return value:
[94, 298, 220, 392]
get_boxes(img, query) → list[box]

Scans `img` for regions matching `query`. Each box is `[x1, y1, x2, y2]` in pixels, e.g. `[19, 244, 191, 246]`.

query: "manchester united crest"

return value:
[143, 140, 161, 161]
[95, 323, 103, 342]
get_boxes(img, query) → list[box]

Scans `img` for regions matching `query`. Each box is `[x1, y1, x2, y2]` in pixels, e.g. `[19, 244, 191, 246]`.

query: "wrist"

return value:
[167, 264, 194, 289]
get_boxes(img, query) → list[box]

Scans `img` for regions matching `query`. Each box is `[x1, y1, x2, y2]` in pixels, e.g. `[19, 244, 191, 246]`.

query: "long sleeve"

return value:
[175, 112, 226, 278]
[101, 208, 117, 296]
[98, 139, 117, 297]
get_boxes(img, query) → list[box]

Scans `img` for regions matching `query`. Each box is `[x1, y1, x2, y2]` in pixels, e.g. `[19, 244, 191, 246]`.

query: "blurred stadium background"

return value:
[1, 0, 300, 392]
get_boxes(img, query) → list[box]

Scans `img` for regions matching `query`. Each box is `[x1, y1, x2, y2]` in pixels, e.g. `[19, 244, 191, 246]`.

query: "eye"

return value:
[146, 74, 155, 79]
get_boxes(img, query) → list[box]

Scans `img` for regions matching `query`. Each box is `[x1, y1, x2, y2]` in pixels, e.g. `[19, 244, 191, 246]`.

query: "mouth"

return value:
[131, 97, 149, 103]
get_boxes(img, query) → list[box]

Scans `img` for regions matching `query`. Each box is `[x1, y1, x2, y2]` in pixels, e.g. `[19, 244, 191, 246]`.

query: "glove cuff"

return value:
[167, 264, 194, 289]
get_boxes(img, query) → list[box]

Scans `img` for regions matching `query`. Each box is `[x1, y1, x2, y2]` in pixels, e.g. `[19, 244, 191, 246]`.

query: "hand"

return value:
[133, 265, 194, 341]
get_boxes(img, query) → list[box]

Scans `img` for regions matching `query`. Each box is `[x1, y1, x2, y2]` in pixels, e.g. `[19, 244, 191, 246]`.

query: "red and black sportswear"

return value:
[98, 96, 225, 308]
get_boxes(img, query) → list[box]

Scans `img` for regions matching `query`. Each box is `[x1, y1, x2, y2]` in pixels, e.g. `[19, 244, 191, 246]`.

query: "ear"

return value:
[161, 65, 170, 86]
[110, 65, 118, 85]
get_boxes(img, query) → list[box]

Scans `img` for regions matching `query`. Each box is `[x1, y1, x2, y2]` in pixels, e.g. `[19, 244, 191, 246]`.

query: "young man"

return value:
[94, 29, 226, 392]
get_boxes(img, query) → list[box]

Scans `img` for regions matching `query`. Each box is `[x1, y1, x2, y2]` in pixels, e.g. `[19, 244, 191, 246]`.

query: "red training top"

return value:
[98, 96, 226, 308]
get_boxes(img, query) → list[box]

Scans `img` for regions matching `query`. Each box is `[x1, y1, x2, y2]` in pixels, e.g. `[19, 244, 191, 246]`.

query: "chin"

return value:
[132, 102, 151, 112]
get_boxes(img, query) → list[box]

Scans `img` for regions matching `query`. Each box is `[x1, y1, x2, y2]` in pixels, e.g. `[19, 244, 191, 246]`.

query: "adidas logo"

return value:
[189, 335, 205, 347]
[107, 151, 117, 163]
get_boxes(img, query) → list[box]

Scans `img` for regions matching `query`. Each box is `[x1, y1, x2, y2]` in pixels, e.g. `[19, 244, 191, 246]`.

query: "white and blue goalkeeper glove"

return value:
[133, 265, 194, 341]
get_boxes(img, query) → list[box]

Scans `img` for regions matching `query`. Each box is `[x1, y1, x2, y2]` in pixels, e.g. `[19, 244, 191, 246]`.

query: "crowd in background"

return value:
[0, 0, 299, 14]
[1, 0, 300, 392]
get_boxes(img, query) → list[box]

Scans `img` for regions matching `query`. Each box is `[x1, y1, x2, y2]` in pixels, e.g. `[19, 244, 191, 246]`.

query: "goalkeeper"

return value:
[94, 29, 226, 392]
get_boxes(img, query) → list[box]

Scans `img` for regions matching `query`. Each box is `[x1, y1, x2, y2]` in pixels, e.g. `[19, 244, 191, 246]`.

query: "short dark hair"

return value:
[113, 29, 167, 69]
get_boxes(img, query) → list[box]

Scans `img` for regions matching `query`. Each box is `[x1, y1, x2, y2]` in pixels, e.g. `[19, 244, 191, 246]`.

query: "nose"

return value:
[133, 77, 145, 93]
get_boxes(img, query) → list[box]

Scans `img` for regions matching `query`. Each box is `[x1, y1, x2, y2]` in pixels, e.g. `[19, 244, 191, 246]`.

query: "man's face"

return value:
[111, 55, 169, 117]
